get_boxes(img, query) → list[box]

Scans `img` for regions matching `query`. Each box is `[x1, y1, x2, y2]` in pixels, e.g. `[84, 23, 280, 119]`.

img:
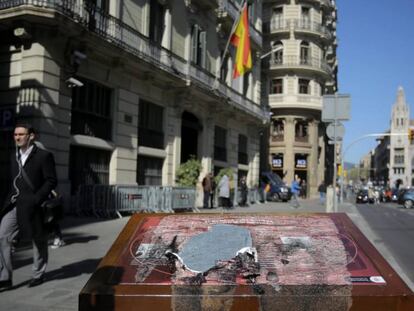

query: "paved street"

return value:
[1, 198, 413, 310]
[354, 201, 414, 285]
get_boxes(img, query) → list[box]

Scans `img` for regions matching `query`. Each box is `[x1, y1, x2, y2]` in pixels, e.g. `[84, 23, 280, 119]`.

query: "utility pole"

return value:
[322, 94, 351, 212]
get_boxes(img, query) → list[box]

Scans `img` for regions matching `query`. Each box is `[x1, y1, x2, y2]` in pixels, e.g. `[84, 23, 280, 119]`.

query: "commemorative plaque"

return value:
[79, 213, 414, 310]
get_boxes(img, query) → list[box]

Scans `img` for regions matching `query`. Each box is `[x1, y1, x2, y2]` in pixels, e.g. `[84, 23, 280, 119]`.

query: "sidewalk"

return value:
[0, 199, 411, 310]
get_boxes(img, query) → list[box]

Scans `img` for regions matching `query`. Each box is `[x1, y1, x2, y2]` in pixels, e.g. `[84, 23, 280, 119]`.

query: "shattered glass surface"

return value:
[177, 224, 252, 272]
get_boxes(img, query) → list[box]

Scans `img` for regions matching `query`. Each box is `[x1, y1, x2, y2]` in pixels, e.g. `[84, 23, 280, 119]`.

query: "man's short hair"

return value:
[15, 122, 36, 135]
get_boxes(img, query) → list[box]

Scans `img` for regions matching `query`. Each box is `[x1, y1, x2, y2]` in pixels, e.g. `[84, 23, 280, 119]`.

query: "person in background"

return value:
[300, 179, 307, 199]
[210, 175, 216, 209]
[202, 173, 212, 209]
[239, 176, 248, 207]
[318, 181, 327, 205]
[218, 173, 230, 209]
[290, 177, 301, 208]
[0, 123, 57, 290]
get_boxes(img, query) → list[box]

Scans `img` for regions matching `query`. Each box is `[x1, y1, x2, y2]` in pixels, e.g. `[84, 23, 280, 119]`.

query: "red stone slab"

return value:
[79, 213, 414, 311]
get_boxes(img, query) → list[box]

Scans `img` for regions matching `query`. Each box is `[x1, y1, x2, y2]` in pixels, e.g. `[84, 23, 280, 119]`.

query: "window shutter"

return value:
[199, 30, 207, 68]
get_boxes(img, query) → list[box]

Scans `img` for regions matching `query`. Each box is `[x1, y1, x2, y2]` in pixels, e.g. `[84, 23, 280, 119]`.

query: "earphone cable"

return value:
[10, 149, 22, 204]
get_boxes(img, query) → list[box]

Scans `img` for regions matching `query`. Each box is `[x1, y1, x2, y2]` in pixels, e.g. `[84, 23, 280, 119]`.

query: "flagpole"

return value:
[212, 0, 247, 89]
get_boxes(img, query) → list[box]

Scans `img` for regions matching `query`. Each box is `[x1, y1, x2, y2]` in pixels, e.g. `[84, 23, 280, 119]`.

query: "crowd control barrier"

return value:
[73, 184, 197, 218]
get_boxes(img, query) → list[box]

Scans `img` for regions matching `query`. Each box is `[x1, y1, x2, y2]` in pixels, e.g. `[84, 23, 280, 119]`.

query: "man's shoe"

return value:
[51, 238, 65, 249]
[28, 277, 44, 288]
[0, 280, 12, 290]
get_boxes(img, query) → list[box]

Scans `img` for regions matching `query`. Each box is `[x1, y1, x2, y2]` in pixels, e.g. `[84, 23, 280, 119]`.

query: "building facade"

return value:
[0, 0, 268, 204]
[261, 0, 338, 196]
[370, 87, 414, 188]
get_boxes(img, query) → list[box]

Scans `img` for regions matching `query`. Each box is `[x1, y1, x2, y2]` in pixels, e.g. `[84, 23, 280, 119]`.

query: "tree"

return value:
[176, 156, 202, 187]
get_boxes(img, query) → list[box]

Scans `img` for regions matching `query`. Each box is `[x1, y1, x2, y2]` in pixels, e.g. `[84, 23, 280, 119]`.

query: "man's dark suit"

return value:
[0, 144, 57, 283]
[5, 144, 57, 239]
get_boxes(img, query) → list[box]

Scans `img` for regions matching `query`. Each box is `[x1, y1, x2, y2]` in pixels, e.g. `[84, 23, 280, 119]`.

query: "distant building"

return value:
[359, 151, 374, 183]
[371, 87, 413, 188]
[262, 0, 338, 196]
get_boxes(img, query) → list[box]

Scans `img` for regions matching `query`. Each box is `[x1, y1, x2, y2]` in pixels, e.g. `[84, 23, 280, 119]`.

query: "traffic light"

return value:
[409, 129, 414, 143]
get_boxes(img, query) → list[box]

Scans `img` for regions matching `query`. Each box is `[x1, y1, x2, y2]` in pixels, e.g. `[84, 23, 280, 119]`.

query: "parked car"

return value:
[355, 189, 374, 204]
[260, 172, 292, 202]
[391, 188, 400, 202]
[397, 188, 414, 209]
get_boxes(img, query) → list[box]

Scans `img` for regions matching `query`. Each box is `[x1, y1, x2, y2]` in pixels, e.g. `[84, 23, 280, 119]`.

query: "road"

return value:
[354, 200, 414, 285]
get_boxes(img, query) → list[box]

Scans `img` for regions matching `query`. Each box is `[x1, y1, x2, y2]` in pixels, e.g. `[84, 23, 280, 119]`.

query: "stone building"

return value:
[261, 0, 338, 196]
[0, 1, 268, 203]
[372, 87, 413, 188]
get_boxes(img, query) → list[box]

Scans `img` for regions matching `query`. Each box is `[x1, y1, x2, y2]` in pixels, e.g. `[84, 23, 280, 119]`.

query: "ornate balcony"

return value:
[0, 0, 268, 123]
[269, 55, 332, 78]
[268, 94, 323, 111]
[292, 19, 332, 41]
[185, 0, 219, 10]
[295, 0, 335, 10]
[268, 18, 290, 34]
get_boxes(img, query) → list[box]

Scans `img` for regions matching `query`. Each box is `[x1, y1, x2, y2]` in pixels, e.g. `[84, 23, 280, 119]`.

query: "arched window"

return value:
[295, 120, 308, 142]
[272, 41, 283, 64]
[300, 41, 310, 64]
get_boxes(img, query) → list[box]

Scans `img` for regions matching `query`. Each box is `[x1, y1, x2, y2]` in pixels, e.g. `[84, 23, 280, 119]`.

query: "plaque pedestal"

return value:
[79, 213, 414, 310]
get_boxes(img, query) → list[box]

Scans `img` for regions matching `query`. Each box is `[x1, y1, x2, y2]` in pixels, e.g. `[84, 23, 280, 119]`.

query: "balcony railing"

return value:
[0, 0, 268, 122]
[217, 0, 261, 46]
[270, 55, 332, 75]
[293, 19, 332, 39]
[271, 134, 284, 142]
[269, 18, 289, 32]
[268, 18, 332, 39]
[295, 136, 309, 143]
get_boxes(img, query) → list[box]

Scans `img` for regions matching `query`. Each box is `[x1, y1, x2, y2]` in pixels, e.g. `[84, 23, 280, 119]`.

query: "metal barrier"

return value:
[73, 185, 197, 218]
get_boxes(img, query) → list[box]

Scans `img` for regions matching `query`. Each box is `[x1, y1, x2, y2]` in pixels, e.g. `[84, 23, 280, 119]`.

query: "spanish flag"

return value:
[230, 4, 252, 79]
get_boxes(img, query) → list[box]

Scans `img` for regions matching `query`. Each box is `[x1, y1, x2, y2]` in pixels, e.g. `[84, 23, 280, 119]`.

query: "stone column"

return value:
[284, 116, 296, 183]
[308, 119, 319, 196]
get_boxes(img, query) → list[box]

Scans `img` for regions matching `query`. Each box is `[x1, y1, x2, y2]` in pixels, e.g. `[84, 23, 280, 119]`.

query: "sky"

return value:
[336, 0, 414, 164]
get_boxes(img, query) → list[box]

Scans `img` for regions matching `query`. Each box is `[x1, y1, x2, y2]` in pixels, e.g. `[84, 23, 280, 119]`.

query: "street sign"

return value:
[322, 94, 351, 122]
[0, 107, 14, 130]
[326, 122, 345, 140]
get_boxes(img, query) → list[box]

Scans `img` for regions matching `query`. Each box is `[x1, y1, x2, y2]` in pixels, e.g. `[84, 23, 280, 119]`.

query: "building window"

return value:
[270, 79, 283, 94]
[300, 41, 310, 64]
[248, 2, 256, 24]
[272, 119, 284, 140]
[214, 126, 227, 162]
[69, 145, 111, 194]
[137, 156, 163, 185]
[138, 100, 164, 149]
[149, 0, 165, 45]
[298, 79, 310, 94]
[295, 120, 308, 142]
[71, 78, 112, 140]
[271, 7, 283, 29]
[191, 24, 207, 68]
[301, 7, 310, 28]
[394, 155, 404, 164]
[238, 134, 248, 165]
[272, 41, 283, 64]
[85, 0, 110, 31]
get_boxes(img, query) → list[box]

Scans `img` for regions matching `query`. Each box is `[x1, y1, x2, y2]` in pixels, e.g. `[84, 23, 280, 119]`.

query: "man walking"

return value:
[318, 181, 327, 205]
[290, 177, 301, 208]
[0, 123, 57, 290]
